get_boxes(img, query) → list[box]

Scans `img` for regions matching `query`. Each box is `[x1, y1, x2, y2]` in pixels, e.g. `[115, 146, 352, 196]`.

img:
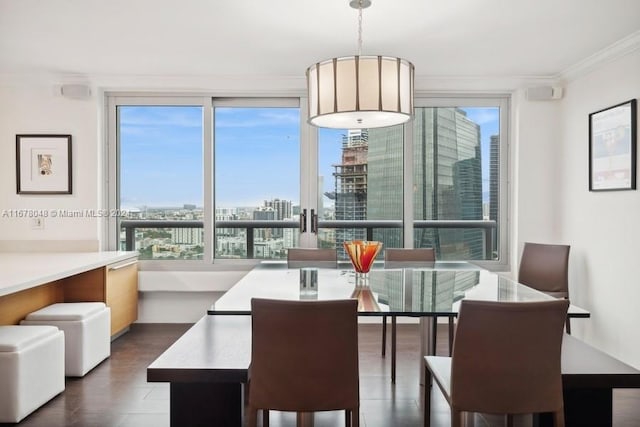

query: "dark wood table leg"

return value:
[534, 388, 612, 427]
[170, 382, 244, 427]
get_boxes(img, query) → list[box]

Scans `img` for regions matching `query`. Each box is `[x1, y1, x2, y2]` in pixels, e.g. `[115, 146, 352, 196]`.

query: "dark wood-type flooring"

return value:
[4, 323, 640, 427]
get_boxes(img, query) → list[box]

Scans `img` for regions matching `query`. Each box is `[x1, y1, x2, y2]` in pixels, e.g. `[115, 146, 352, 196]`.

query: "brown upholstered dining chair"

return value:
[248, 298, 360, 427]
[287, 248, 338, 268]
[382, 248, 442, 382]
[424, 299, 569, 427]
[518, 242, 572, 333]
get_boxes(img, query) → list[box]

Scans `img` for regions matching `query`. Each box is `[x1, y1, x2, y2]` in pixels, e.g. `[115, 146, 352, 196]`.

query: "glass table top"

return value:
[208, 262, 590, 317]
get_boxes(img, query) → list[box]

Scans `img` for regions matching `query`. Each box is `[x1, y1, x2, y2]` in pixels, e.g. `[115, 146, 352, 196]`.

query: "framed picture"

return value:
[589, 99, 637, 191]
[16, 134, 72, 194]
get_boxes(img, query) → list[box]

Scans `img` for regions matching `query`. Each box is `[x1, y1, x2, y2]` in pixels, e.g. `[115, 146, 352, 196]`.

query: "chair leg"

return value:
[351, 407, 360, 427]
[262, 409, 269, 426]
[431, 317, 438, 356]
[296, 412, 314, 426]
[424, 365, 432, 427]
[247, 406, 258, 427]
[506, 414, 514, 427]
[451, 409, 463, 427]
[553, 409, 565, 427]
[565, 317, 572, 334]
[345, 409, 350, 426]
[448, 317, 455, 356]
[391, 316, 397, 383]
[382, 315, 387, 356]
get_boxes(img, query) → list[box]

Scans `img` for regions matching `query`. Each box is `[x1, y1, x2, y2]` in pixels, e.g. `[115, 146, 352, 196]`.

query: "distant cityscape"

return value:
[120, 108, 499, 261]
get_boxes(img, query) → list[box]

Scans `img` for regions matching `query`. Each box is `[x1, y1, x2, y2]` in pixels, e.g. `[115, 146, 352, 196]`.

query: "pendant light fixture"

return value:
[306, 0, 415, 129]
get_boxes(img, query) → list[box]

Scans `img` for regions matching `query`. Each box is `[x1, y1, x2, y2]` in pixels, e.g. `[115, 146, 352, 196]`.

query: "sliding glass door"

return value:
[213, 99, 302, 260]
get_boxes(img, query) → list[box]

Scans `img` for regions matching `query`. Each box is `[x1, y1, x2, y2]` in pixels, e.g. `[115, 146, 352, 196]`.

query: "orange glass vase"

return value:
[343, 240, 383, 276]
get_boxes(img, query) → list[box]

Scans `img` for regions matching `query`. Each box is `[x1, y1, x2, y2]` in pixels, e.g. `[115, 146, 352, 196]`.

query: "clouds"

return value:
[462, 108, 499, 126]
[214, 107, 299, 129]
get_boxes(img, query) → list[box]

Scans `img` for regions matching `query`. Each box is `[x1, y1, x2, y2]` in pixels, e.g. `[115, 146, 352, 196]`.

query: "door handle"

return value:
[311, 209, 318, 234]
[300, 208, 307, 233]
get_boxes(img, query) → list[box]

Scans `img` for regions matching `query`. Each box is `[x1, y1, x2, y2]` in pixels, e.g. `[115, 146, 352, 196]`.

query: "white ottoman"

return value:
[21, 302, 111, 377]
[0, 325, 65, 423]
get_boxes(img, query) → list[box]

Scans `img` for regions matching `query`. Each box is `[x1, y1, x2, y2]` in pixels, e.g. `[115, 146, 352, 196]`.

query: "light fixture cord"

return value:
[357, 0, 363, 56]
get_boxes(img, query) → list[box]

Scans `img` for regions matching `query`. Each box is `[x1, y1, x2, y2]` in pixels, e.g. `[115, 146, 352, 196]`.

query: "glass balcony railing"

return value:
[120, 219, 497, 261]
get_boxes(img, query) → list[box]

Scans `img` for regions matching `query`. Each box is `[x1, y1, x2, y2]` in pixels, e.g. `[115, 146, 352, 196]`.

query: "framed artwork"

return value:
[589, 99, 637, 191]
[16, 134, 72, 194]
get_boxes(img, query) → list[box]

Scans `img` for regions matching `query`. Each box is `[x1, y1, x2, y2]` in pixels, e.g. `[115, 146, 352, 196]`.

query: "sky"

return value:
[119, 105, 499, 209]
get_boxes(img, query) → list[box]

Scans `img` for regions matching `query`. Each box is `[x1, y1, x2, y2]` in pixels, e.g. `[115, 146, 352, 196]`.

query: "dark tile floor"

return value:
[4, 323, 640, 427]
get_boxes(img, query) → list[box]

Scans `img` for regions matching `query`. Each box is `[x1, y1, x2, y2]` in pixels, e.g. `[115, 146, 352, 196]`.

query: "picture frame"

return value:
[16, 134, 72, 194]
[589, 99, 637, 191]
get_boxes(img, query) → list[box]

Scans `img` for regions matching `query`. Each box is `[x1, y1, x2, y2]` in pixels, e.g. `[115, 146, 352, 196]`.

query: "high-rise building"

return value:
[263, 198, 292, 220]
[216, 207, 239, 237]
[367, 126, 404, 249]
[412, 107, 483, 259]
[333, 130, 369, 257]
[172, 227, 203, 245]
[453, 147, 483, 259]
[333, 109, 484, 260]
[253, 207, 275, 240]
[489, 134, 500, 257]
[263, 198, 292, 238]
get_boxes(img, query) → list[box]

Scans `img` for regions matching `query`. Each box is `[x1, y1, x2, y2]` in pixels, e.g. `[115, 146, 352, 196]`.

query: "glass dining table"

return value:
[208, 261, 590, 382]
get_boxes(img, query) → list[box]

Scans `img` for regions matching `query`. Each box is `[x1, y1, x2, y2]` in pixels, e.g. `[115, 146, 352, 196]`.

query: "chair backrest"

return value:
[518, 242, 570, 298]
[450, 299, 569, 415]
[249, 298, 359, 412]
[287, 248, 338, 268]
[384, 248, 435, 268]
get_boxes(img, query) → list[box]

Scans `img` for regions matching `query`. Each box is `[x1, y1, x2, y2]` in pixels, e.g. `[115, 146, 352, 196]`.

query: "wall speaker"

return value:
[60, 84, 92, 100]
[526, 86, 563, 101]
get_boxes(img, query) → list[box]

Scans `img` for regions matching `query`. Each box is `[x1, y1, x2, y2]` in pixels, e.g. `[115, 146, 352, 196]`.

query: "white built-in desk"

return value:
[0, 251, 138, 336]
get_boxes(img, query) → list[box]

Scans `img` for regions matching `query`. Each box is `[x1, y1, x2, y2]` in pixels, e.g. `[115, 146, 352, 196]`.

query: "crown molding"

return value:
[3, 30, 638, 94]
[559, 30, 640, 81]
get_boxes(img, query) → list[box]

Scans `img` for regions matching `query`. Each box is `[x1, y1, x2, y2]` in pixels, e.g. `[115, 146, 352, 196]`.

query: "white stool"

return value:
[0, 325, 65, 423]
[21, 302, 111, 377]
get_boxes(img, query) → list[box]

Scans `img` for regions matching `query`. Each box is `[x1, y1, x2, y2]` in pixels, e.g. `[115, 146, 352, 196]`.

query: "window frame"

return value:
[105, 93, 510, 271]
[105, 94, 216, 270]
[411, 94, 510, 270]
[211, 97, 306, 260]
[105, 94, 306, 271]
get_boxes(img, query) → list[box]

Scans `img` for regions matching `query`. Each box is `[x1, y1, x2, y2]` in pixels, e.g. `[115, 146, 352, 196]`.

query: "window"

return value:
[106, 94, 509, 268]
[213, 99, 301, 260]
[106, 96, 210, 262]
[412, 98, 508, 264]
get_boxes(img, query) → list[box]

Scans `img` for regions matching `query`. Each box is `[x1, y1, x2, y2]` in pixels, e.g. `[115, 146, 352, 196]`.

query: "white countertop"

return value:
[0, 251, 138, 297]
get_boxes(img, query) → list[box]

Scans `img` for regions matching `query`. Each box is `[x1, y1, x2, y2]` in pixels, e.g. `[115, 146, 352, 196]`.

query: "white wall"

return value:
[510, 90, 564, 268]
[0, 83, 100, 242]
[556, 49, 640, 367]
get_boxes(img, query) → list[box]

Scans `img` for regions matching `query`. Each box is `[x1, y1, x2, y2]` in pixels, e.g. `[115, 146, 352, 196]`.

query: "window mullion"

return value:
[203, 97, 214, 263]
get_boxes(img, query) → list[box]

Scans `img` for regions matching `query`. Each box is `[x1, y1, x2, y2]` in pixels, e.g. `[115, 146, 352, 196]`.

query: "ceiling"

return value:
[1, 0, 639, 82]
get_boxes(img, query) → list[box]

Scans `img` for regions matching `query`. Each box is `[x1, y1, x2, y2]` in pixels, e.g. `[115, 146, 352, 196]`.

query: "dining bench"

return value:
[147, 315, 250, 426]
[148, 314, 640, 427]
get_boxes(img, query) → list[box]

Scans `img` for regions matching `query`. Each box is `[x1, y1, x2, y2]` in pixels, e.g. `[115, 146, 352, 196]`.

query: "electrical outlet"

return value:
[31, 217, 45, 230]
